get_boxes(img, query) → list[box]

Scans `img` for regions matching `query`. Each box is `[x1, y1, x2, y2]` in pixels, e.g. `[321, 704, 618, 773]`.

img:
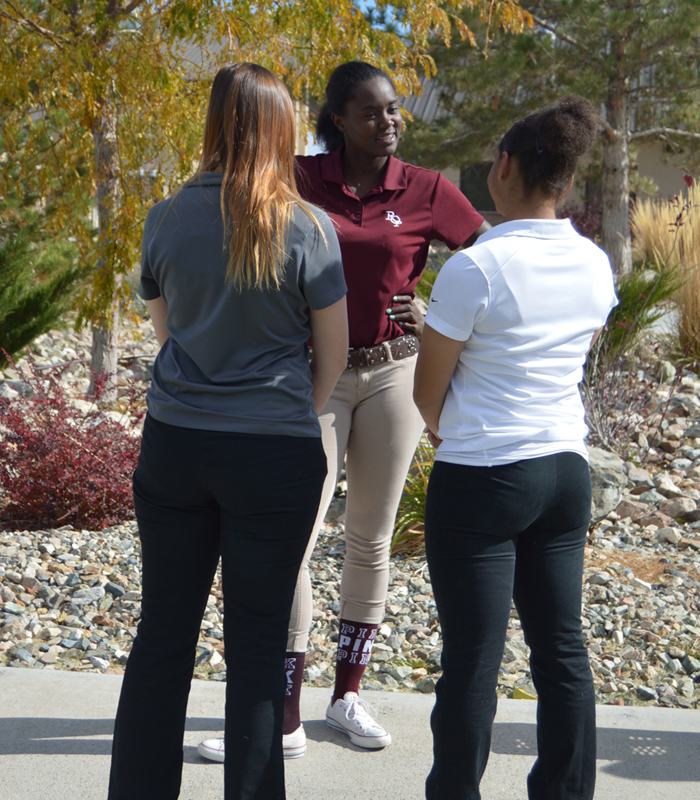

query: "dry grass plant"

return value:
[632, 182, 700, 366]
[392, 435, 435, 554]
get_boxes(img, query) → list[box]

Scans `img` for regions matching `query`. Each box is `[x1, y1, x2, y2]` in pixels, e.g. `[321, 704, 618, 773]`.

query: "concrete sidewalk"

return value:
[1, 667, 698, 800]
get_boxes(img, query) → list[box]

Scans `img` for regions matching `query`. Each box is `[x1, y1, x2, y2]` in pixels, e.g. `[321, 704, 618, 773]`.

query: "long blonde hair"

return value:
[198, 63, 317, 290]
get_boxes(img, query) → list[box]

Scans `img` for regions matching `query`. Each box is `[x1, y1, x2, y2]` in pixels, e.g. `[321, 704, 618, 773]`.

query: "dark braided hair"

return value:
[316, 61, 396, 153]
[499, 95, 599, 198]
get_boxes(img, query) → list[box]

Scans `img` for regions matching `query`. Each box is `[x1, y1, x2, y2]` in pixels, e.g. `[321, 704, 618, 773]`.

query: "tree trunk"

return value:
[89, 99, 121, 401]
[90, 282, 120, 399]
[601, 72, 632, 277]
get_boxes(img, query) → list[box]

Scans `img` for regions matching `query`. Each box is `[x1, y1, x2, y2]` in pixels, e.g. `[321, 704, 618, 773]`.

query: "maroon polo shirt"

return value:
[295, 150, 484, 349]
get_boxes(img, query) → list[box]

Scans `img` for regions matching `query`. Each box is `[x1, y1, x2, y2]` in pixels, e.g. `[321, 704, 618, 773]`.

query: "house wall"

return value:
[637, 143, 690, 199]
[437, 142, 687, 217]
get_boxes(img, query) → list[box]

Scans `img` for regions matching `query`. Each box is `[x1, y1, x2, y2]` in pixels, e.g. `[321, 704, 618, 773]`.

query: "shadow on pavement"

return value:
[0, 716, 224, 757]
[1, 716, 699, 784]
[490, 721, 700, 782]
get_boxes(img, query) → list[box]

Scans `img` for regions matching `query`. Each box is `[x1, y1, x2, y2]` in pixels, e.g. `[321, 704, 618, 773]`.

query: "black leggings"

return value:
[424, 452, 595, 800]
[108, 415, 326, 800]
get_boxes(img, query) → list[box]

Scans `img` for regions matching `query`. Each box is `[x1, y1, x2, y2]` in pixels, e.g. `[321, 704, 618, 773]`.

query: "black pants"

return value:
[424, 452, 595, 800]
[108, 415, 326, 800]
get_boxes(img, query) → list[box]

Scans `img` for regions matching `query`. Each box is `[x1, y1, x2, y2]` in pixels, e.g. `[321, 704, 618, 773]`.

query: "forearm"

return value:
[311, 357, 345, 414]
[146, 297, 169, 347]
[413, 324, 465, 438]
[309, 296, 349, 414]
[413, 394, 444, 438]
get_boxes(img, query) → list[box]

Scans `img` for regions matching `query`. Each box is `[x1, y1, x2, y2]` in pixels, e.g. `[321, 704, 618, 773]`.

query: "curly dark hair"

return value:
[316, 61, 396, 153]
[499, 95, 599, 198]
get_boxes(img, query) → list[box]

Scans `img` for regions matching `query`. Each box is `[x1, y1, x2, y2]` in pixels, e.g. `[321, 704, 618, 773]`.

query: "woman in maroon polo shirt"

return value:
[199, 60, 488, 763]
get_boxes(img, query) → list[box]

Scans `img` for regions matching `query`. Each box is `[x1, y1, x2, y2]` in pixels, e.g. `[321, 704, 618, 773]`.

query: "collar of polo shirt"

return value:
[318, 146, 408, 193]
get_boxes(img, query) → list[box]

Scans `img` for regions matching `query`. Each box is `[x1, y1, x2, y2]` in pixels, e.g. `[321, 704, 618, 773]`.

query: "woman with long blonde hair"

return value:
[107, 63, 348, 800]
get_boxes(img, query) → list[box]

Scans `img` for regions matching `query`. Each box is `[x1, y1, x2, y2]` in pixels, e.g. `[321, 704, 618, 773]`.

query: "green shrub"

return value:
[583, 263, 681, 455]
[0, 198, 81, 367]
[414, 267, 438, 305]
[592, 263, 682, 364]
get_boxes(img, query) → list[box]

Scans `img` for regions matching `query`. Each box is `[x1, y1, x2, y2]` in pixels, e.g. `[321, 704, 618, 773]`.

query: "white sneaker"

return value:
[325, 692, 392, 749]
[197, 724, 307, 762]
[198, 738, 225, 763]
[282, 724, 307, 759]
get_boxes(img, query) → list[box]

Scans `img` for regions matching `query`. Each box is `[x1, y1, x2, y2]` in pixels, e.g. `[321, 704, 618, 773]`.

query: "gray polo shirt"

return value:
[139, 172, 346, 437]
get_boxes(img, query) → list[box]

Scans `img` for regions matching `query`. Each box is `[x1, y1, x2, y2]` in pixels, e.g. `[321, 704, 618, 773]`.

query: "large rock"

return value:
[627, 465, 653, 487]
[637, 510, 674, 529]
[654, 473, 685, 498]
[588, 446, 628, 523]
[615, 499, 647, 521]
[0, 382, 19, 400]
[658, 497, 698, 520]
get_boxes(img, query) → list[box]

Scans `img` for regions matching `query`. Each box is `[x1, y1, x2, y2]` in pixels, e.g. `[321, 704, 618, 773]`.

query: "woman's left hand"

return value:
[387, 295, 425, 338]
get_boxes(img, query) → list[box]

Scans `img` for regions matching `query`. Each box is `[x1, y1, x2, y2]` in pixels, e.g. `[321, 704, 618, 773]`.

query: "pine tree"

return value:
[0, 198, 80, 366]
[401, 1, 700, 276]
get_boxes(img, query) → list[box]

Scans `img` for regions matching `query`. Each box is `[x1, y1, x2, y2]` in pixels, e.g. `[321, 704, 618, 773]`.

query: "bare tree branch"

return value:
[598, 115, 616, 141]
[630, 83, 700, 98]
[1, 2, 68, 49]
[110, 0, 147, 20]
[528, 14, 582, 49]
[630, 127, 700, 141]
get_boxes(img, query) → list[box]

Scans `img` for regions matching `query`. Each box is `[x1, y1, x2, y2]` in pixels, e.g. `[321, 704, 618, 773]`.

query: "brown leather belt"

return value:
[345, 334, 419, 371]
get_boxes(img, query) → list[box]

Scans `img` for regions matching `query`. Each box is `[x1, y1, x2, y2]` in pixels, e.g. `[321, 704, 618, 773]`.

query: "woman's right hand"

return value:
[426, 428, 443, 449]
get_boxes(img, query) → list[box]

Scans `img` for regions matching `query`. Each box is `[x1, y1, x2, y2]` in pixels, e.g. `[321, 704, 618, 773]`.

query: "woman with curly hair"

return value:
[414, 96, 616, 800]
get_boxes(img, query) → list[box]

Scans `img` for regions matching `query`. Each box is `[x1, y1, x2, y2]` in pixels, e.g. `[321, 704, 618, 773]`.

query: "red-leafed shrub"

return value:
[559, 201, 603, 242]
[0, 354, 143, 531]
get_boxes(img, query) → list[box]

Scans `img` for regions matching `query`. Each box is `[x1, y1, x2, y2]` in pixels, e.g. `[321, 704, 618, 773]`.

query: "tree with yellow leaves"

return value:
[0, 0, 529, 392]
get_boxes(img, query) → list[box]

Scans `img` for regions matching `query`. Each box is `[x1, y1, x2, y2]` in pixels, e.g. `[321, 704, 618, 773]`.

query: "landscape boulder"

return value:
[588, 446, 628, 523]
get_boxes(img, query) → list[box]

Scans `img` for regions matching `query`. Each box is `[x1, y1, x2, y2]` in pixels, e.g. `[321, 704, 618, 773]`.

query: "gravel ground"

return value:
[1, 500, 699, 709]
[1, 322, 699, 709]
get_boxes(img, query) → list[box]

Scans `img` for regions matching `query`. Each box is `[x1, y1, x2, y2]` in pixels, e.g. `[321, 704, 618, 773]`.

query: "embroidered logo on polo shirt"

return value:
[386, 211, 402, 227]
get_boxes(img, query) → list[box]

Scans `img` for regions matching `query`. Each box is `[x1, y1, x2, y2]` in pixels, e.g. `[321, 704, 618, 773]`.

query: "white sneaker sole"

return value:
[283, 742, 307, 759]
[197, 741, 225, 763]
[325, 716, 392, 749]
[197, 739, 306, 761]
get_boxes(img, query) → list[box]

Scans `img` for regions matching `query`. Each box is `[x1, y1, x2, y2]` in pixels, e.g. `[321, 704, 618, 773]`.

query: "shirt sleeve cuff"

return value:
[443, 213, 485, 251]
[425, 309, 470, 342]
[308, 284, 348, 311]
[138, 277, 161, 301]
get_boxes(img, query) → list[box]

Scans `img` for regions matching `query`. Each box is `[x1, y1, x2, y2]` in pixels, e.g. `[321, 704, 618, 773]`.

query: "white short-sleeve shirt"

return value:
[424, 218, 617, 466]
